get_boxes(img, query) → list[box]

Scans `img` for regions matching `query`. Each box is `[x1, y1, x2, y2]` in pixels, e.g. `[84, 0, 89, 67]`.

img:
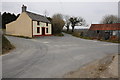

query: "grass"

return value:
[63, 30, 92, 40]
[99, 39, 120, 43]
[2, 35, 15, 55]
[63, 30, 120, 43]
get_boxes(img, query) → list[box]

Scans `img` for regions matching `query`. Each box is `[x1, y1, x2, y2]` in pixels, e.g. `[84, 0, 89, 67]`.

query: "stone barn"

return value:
[88, 23, 120, 40]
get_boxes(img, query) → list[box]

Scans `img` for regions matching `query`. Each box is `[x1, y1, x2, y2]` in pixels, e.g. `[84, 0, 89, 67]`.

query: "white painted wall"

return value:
[33, 21, 52, 36]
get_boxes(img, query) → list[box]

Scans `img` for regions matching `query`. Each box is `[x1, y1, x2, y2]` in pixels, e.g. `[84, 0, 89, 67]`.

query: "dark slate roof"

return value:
[89, 23, 120, 30]
[26, 11, 51, 23]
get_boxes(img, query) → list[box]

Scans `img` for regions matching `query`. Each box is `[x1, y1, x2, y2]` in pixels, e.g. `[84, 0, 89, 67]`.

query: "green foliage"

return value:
[2, 12, 20, 29]
[63, 30, 120, 43]
[69, 17, 86, 32]
[2, 35, 14, 54]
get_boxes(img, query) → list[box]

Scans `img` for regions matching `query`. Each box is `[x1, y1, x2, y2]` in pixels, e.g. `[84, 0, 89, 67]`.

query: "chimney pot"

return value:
[22, 5, 27, 12]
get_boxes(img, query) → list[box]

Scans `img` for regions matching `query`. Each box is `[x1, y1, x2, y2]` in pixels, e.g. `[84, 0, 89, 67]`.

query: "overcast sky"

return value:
[1, 1, 119, 24]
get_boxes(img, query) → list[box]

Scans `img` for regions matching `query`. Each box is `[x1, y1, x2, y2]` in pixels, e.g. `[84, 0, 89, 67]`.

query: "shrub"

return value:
[52, 14, 65, 34]
[2, 35, 14, 54]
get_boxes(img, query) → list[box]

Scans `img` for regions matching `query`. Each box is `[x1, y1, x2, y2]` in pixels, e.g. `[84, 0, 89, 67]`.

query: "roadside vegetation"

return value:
[51, 13, 65, 36]
[63, 14, 120, 43]
[2, 12, 20, 29]
[63, 30, 120, 43]
[63, 30, 93, 40]
[2, 34, 15, 54]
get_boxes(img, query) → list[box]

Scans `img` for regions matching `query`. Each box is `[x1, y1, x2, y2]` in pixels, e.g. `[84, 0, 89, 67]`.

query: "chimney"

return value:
[22, 5, 27, 12]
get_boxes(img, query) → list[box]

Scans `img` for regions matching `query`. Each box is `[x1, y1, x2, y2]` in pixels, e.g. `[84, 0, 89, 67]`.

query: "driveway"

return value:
[2, 33, 118, 78]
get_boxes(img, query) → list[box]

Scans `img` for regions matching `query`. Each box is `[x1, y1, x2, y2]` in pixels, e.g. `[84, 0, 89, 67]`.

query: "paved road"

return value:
[2, 33, 118, 78]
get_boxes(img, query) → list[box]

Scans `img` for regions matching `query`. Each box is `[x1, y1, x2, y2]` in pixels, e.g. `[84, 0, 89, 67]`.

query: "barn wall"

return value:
[87, 30, 120, 40]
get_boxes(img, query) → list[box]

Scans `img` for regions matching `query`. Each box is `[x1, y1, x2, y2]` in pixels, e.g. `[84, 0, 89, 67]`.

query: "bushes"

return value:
[2, 35, 14, 54]
[52, 14, 65, 34]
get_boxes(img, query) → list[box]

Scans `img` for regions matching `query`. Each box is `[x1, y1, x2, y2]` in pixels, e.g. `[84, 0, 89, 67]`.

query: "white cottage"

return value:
[6, 5, 52, 38]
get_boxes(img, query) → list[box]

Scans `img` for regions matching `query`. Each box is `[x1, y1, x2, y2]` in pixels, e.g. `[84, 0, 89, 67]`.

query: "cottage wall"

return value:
[6, 12, 32, 38]
[33, 21, 51, 36]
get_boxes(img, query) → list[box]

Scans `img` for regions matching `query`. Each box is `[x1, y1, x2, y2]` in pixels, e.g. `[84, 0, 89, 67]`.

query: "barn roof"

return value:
[26, 11, 51, 23]
[89, 23, 120, 30]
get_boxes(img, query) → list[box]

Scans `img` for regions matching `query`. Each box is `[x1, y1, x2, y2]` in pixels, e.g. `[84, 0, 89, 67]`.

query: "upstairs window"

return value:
[37, 21, 40, 25]
[46, 28, 48, 33]
[46, 23, 48, 26]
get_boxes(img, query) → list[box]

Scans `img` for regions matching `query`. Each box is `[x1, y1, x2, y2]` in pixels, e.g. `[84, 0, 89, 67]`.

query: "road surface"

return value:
[2, 33, 118, 78]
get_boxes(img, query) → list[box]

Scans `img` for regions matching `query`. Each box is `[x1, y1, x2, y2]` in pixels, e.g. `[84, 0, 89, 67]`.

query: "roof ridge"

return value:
[26, 11, 45, 17]
[92, 23, 120, 25]
[25, 11, 50, 23]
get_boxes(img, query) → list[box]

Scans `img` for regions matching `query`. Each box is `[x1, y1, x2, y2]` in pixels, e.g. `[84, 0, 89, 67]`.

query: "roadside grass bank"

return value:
[64, 53, 118, 78]
[63, 30, 94, 40]
[2, 35, 15, 55]
[63, 30, 120, 43]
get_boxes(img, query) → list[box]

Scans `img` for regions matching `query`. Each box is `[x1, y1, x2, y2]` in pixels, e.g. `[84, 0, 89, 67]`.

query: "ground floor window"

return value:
[97, 30, 100, 34]
[113, 31, 118, 36]
[37, 27, 40, 33]
[46, 28, 48, 33]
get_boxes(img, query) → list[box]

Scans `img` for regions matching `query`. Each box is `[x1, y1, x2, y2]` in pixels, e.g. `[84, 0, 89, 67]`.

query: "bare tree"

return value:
[52, 13, 65, 34]
[100, 15, 118, 24]
[64, 15, 70, 31]
[69, 17, 86, 32]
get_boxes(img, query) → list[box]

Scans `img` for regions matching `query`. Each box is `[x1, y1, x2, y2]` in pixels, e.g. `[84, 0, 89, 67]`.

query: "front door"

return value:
[42, 27, 45, 35]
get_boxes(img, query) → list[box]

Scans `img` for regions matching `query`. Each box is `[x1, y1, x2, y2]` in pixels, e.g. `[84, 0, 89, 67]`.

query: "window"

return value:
[46, 23, 48, 26]
[46, 28, 48, 33]
[37, 21, 40, 25]
[113, 31, 117, 36]
[37, 27, 40, 33]
[97, 30, 99, 34]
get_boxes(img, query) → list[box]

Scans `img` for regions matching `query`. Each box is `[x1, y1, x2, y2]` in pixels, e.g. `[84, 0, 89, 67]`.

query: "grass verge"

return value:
[63, 31, 92, 40]
[63, 30, 120, 43]
[2, 35, 15, 55]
